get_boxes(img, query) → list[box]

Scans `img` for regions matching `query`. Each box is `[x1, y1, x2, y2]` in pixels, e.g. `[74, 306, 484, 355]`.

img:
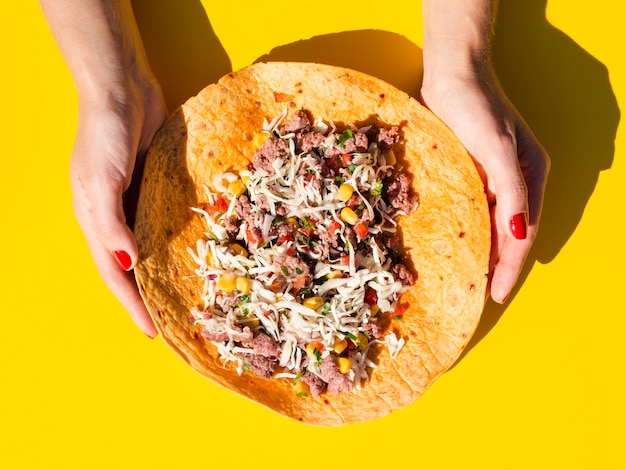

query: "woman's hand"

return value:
[421, 0, 550, 303]
[421, 67, 550, 303]
[71, 74, 167, 337]
[40, 0, 167, 336]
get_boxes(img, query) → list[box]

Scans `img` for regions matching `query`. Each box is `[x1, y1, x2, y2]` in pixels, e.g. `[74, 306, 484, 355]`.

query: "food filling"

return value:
[188, 108, 416, 397]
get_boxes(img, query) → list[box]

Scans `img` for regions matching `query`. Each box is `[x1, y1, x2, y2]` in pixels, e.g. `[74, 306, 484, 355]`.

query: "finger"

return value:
[488, 133, 530, 242]
[74, 193, 157, 338]
[71, 148, 139, 270]
[488, 123, 549, 303]
[489, 221, 535, 303]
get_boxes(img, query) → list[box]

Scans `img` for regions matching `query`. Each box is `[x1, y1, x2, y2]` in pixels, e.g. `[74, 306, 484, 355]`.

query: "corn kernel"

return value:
[253, 132, 269, 148]
[384, 148, 397, 165]
[236, 276, 251, 295]
[229, 243, 248, 258]
[302, 296, 325, 310]
[337, 183, 354, 202]
[295, 379, 310, 396]
[333, 338, 348, 354]
[239, 314, 259, 329]
[305, 342, 322, 361]
[340, 207, 359, 225]
[206, 253, 216, 268]
[370, 304, 380, 317]
[228, 179, 247, 198]
[327, 270, 343, 279]
[284, 216, 298, 226]
[337, 357, 352, 374]
[217, 273, 236, 292]
[351, 332, 369, 350]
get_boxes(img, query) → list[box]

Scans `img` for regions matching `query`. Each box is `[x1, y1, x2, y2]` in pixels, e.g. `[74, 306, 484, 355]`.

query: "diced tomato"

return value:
[364, 287, 378, 306]
[246, 228, 262, 244]
[203, 195, 229, 215]
[341, 254, 351, 265]
[299, 227, 313, 237]
[328, 219, 341, 234]
[325, 154, 352, 174]
[269, 279, 284, 293]
[278, 233, 293, 244]
[309, 340, 325, 353]
[354, 222, 368, 239]
[391, 303, 407, 320]
[345, 193, 361, 209]
[291, 275, 307, 293]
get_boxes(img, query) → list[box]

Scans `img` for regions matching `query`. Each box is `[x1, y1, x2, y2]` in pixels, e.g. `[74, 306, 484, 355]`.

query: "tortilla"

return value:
[134, 62, 490, 426]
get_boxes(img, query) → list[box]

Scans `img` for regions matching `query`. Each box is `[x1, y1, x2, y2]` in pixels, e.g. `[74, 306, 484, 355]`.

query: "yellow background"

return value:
[2, 1, 624, 468]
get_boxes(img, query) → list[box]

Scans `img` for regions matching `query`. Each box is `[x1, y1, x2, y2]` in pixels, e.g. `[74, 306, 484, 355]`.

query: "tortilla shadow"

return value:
[255, 30, 423, 99]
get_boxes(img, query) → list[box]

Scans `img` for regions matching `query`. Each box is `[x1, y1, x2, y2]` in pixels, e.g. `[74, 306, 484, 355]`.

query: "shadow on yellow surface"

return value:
[131, 0, 232, 111]
[129, 0, 620, 362]
[255, 30, 423, 99]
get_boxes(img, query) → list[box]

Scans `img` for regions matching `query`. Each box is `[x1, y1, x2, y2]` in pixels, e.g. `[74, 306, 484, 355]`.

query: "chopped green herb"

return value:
[348, 163, 356, 174]
[243, 363, 251, 371]
[371, 178, 383, 196]
[313, 348, 322, 361]
[301, 217, 315, 229]
[293, 372, 303, 385]
[337, 129, 353, 147]
[393, 315, 402, 321]
[281, 266, 289, 276]
[343, 331, 358, 341]
[296, 392, 309, 398]
[335, 175, 345, 184]
[235, 295, 250, 307]
[321, 302, 331, 315]
[295, 267, 303, 275]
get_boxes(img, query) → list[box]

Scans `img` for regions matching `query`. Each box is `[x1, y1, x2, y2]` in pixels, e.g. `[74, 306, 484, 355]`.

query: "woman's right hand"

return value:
[40, 0, 167, 337]
[71, 72, 167, 338]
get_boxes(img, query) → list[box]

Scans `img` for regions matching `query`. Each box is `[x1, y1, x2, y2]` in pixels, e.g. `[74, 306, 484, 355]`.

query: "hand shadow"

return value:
[124, 0, 232, 229]
[460, 0, 620, 360]
[131, 0, 232, 111]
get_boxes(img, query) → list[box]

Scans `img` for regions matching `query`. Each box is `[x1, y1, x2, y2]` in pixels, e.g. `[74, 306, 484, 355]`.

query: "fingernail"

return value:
[510, 213, 528, 240]
[113, 250, 132, 271]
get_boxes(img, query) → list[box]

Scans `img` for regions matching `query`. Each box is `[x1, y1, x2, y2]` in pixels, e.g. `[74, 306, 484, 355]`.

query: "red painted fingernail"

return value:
[113, 250, 132, 271]
[510, 213, 528, 240]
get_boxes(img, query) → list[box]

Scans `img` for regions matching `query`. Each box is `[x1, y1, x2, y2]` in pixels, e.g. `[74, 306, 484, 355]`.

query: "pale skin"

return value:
[39, 0, 549, 337]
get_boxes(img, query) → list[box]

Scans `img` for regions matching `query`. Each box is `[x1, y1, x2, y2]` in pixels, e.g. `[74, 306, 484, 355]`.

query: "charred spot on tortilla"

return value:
[134, 62, 490, 426]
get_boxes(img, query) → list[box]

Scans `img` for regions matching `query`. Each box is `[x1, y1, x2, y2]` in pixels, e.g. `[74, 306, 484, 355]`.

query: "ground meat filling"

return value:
[190, 108, 416, 397]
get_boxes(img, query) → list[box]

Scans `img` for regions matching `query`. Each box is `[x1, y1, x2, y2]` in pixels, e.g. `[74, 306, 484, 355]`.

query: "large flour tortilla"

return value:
[134, 62, 490, 426]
